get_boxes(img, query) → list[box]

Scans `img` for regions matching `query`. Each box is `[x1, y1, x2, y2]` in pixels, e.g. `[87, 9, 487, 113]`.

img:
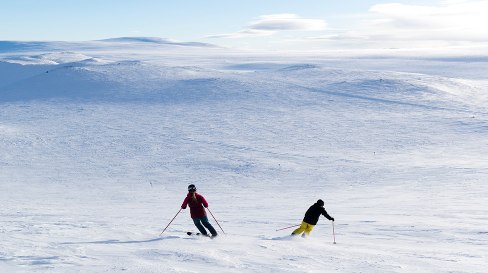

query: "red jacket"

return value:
[181, 193, 208, 219]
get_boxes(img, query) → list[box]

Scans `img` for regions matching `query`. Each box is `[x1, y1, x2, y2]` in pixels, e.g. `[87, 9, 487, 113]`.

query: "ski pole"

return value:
[159, 208, 182, 236]
[332, 221, 337, 244]
[206, 208, 225, 234]
[275, 224, 300, 232]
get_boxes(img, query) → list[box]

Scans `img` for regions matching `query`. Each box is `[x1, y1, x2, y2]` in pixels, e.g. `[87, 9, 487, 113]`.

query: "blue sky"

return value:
[1, 0, 487, 51]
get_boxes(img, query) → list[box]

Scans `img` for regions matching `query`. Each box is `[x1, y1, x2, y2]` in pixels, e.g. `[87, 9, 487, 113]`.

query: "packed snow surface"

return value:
[1, 39, 487, 272]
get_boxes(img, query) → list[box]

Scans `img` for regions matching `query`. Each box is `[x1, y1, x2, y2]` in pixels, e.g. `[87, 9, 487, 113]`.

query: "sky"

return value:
[1, 0, 488, 51]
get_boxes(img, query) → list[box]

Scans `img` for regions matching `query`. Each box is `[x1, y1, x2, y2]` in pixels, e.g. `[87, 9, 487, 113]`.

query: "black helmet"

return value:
[188, 184, 197, 192]
[317, 199, 324, 206]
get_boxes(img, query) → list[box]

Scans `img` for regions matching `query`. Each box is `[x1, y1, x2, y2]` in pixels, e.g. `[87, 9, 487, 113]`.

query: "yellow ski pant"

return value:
[292, 221, 315, 236]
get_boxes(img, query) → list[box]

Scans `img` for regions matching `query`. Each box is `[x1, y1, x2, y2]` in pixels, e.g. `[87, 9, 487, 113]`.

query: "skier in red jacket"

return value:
[181, 184, 218, 237]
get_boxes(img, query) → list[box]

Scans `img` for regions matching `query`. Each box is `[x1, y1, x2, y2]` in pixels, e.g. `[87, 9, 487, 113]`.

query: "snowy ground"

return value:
[1, 39, 487, 272]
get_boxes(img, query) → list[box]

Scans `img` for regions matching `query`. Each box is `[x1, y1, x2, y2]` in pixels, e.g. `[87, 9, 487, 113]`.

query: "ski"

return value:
[186, 232, 217, 239]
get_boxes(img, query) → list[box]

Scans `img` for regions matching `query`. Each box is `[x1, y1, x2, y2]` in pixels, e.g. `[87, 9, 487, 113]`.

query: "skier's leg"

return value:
[192, 217, 208, 235]
[292, 221, 307, 235]
[201, 216, 218, 236]
[303, 223, 315, 237]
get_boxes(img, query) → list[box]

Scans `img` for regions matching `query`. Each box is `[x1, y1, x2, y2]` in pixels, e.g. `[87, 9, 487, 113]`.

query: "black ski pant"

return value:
[192, 216, 217, 236]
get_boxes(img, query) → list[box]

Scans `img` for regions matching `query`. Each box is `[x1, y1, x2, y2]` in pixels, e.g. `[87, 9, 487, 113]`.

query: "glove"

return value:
[331, 217, 335, 221]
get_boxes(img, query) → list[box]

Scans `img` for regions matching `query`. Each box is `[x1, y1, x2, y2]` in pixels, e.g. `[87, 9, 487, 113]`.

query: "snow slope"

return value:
[1, 39, 487, 273]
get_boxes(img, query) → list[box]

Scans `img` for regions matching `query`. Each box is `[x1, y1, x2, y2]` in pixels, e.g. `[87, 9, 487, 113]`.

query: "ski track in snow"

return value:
[1, 42, 488, 272]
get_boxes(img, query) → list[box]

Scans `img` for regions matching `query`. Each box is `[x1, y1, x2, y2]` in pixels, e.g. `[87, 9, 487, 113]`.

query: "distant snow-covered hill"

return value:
[98, 37, 218, 48]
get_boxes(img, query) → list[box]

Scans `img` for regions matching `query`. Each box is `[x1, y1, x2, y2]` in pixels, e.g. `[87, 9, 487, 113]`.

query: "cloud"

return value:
[301, 0, 488, 51]
[206, 29, 274, 39]
[206, 1, 488, 51]
[207, 14, 326, 39]
[249, 14, 327, 31]
[367, 1, 488, 42]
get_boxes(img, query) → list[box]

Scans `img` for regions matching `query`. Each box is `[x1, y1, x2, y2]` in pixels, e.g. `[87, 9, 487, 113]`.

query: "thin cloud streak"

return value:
[249, 14, 327, 31]
[207, 14, 327, 39]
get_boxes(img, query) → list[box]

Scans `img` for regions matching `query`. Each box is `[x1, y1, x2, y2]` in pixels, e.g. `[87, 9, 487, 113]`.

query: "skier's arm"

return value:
[199, 195, 209, 208]
[322, 208, 334, 221]
[181, 197, 189, 209]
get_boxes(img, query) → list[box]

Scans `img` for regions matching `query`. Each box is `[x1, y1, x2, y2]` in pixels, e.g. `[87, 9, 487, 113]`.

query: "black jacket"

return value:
[303, 203, 333, 225]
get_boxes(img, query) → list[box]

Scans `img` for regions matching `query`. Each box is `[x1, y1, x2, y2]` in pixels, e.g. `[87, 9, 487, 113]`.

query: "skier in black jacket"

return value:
[292, 199, 334, 237]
